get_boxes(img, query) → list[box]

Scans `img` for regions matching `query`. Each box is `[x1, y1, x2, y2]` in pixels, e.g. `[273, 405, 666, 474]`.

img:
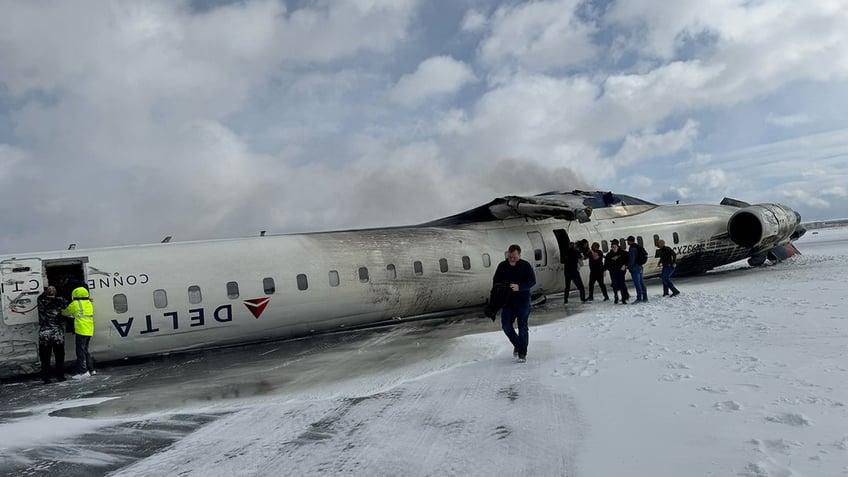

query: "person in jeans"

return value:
[626, 236, 648, 303]
[656, 239, 681, 296]
[492, 244, 537, 362]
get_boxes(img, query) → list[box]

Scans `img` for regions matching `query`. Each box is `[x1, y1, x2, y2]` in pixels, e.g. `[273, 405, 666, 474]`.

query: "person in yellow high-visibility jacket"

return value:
[61, 286, 95, 378]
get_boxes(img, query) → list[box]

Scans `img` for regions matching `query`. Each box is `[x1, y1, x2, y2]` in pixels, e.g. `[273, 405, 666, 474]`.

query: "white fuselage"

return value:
[0, 202, 761, 377]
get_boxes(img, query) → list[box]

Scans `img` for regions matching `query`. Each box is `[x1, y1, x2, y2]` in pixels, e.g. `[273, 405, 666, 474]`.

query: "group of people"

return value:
[37, 277, 95, 383]
[491, 237, 681, 363]
[561, 236, 680, 305]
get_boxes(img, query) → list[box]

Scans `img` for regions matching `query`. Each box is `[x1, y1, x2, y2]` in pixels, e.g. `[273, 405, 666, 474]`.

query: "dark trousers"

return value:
[75, 334, 94, 373]
[588, 270, 609, 299]
[610, 270, 630, 300]
[501, 301, 530, 357]
[564, 268, 586, 302]
[39, 340, 65, 381]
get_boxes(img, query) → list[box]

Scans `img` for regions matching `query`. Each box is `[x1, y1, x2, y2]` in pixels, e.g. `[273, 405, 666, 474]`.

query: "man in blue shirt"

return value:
[492, 244, 537, 362]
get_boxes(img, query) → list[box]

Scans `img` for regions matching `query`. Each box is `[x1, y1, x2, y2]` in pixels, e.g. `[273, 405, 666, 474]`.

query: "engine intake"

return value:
[727, 203, 800, 249]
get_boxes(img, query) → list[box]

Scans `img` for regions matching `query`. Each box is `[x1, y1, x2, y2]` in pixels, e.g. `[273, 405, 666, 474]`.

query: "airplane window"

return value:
[534, 249, 542, 261]
[653, 234, 660, 247]
[673, 232, 680, 244]
[113, 293, 128, 314]
[620, 238, 626, 248]
[414, 261, 423, 276]
[462, 256, 471, 270]
[263, 277, 275, 294]
[601, 240, 608, 253]
[188, 285, 202, 304]
[637, 236, 644, 247]
[482, 253, 491, 268]
[226, 281, 239, 299]
[329, 270, 340, 287]
[358, 267, 369, 283]
[439, 258, 448, 273]
[153, 289, 168, 309]
[297, 274, 308, 291]
[387, 264, 397, 280]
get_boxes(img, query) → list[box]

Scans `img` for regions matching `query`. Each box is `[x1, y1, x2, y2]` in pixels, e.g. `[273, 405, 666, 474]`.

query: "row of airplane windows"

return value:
[109, 253, 497, 314]
[108, 232, 679, 313]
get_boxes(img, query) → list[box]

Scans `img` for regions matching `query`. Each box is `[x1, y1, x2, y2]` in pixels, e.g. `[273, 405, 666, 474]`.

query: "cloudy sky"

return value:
[1, 0, 847, 253]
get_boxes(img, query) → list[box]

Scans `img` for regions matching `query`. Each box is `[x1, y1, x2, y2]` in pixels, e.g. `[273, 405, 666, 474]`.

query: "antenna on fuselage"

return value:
[161, 236, 172, 243]
[260, 230, 266, 237]
[68, 243, 76, 250]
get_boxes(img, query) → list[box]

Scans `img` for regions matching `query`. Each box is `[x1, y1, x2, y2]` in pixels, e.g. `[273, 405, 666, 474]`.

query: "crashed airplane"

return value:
[0, 190, 805, 378]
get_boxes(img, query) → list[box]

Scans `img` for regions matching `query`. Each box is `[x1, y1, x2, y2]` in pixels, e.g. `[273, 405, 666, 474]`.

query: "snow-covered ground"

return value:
[2, 227, 847, 476]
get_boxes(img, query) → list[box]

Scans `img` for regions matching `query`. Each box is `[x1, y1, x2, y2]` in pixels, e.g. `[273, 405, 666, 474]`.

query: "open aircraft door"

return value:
[1, 258, 44, 325]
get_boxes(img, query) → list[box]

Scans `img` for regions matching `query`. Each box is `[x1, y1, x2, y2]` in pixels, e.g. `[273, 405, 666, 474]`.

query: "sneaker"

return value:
[587, 296, 594, 301]
[71, 372, 91, 379]
[517, 355, 526, 363]
[603, 297, 610, 301]
[90, 370, 97, 375]
[621, 299, 628, 304]
[671, 291, 680, 297]
[614, 297, 619, 304]
[513, 348, 519, 358]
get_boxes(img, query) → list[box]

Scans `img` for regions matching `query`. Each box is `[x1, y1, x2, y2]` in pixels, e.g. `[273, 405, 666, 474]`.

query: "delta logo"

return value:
[243, 297, 271, 319]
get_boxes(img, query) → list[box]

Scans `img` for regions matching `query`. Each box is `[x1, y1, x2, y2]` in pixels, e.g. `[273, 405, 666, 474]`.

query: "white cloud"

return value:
[478, 0, 598, 72]
[0, 144, 27, 175]
[822, 186, 847, 197]
[389, 56, 476, 106]
[781, 189, 831, 208]
[461, 9, 487, 32]
[612, 120, 699, 165]
[766, 114, 813, 128]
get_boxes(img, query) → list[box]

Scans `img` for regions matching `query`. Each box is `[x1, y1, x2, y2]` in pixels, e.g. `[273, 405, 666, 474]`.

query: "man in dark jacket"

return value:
[492, 244, 536, 362]
[656, 239, 680, 296]
[586, 242, 609, 301]
[38, 286, 68, 383]
[605, 240, 630, 304]
[562, 241, 587, 303]
[626, 236, 649, 303]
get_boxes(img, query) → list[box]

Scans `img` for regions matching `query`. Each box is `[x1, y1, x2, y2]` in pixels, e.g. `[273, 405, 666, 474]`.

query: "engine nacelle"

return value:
[727, 203, 800, 250]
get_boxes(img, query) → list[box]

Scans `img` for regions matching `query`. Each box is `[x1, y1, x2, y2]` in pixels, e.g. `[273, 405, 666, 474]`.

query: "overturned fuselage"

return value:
[0, 191, 804, 378]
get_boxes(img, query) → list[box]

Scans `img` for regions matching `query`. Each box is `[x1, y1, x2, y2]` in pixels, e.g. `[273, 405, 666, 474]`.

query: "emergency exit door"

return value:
[1, 258, 44, 325]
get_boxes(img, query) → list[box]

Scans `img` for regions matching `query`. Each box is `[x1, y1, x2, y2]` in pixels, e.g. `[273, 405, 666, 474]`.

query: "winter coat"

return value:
[38, 292, 67, 344]
[62, 287, 94, 336]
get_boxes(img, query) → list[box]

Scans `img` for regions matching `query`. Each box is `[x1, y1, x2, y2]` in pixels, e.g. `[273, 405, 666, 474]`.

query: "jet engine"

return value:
[727, 203, 801, 250]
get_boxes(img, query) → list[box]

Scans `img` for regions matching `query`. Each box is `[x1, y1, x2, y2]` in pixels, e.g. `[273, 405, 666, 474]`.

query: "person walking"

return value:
[626, 236, 649, 303]
[562, 241, 587, 303]
[656, 239, 680, 296]
[492, 244, 537, 363]
[62, 286, 95, 378]
[605, 239, 630, 304]
[586, 242, 609, 301]
[37, 286, 67, 383]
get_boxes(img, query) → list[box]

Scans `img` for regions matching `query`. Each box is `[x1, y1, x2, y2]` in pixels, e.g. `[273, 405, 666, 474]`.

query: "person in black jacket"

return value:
[586, 242, 609, 301]
[38, 286, 68, 383]
[656, 239, 680, 296]
[492, 244, 537, 362]
[605, 239, 630, 304]
[626, 236, 648, 303]
[561, 241, 587, 304]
